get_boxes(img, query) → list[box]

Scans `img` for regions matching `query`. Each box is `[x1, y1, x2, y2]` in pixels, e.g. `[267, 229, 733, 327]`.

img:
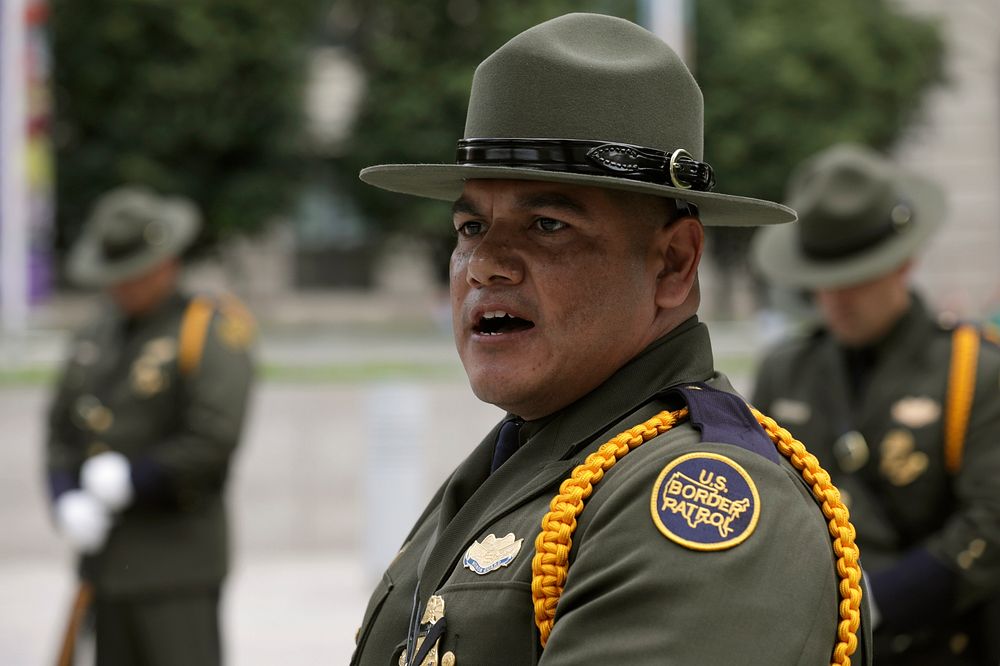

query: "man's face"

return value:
[814, 264, 911, 347]
[450, 179, 668, 420]
[107, 259, 180, 317]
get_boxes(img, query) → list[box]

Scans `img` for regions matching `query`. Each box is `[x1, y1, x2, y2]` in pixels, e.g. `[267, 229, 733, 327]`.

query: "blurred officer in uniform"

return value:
[351, 14, 871, 666]
[46, 186, 256, 665]
[752, 144, 1000, 665]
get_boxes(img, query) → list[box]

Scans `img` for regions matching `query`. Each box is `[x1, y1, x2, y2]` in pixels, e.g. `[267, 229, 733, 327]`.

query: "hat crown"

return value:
[89, 188, 192, 260]
[464, 13, 703, 159]
[789, 144, 910, 260]
[67, 185, 201, 286]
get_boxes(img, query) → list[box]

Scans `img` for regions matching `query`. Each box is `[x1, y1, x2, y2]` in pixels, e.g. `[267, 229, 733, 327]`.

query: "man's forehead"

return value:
[452, 179, 620, 215]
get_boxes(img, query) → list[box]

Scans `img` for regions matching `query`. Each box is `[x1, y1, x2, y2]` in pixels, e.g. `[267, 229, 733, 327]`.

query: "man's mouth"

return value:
[474, 310, 535, 336]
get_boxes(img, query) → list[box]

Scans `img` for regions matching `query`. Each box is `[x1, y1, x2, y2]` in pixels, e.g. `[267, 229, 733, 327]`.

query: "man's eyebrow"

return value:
[452, 197, 480, 217]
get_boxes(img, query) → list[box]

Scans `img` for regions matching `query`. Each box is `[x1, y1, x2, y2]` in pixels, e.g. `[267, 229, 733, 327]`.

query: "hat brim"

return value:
[360, 164, 796, 227]
[751, 171, 946, 290]
[67, 213, 198, 287]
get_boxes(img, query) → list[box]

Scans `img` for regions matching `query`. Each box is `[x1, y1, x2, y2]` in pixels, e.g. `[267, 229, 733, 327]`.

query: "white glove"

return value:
[81, 451, 134, 512]
[55, 490, 111, 554]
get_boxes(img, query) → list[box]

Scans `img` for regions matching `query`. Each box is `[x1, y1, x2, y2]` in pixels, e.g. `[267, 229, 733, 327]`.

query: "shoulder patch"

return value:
[650, 452, 761, 551]
[217, 295, 256, 351]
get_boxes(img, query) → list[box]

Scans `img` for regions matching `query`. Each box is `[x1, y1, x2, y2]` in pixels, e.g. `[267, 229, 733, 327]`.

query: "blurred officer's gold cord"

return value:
[945, 324, 979, 473]
[531, 407, 864, 666]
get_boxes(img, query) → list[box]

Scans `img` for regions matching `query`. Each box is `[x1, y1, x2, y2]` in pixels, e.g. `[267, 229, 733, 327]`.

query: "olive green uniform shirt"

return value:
[353, 318, 860, 666]
[45, 292, 255, 596]
[753, 297, 1000, 663]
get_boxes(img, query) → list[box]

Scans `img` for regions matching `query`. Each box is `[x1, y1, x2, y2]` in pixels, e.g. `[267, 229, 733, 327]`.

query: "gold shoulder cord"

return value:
[530, 408, 863, 666]
[178, 296, 216, 377]
[944, 325, 979, 474]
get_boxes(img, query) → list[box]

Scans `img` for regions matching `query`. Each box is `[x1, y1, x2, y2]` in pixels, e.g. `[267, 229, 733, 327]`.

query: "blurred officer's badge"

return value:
[463, 533, 523, 575]
[834, 430, 870, 473]
[890, 396, 941, 429]
[130, 337, 175, 397]
[73, 394, 114, 433]
[218, 298, 256, 351]
[880, 428, 928, 486]
[650, 453, 760, 551]
[771, 398, 811, 424]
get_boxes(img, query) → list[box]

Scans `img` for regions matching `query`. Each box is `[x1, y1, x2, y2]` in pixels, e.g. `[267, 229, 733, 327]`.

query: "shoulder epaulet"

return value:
[665, 383, 781, 464]
[177, 294, 256, 377]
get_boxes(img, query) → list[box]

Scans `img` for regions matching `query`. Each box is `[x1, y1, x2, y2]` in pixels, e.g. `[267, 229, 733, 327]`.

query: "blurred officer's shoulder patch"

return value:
[216, 295, 256, 351]
[650, 452, 760, 551]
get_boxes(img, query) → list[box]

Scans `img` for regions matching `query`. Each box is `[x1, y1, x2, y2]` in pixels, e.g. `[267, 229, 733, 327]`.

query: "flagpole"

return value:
[1, 0, 30, 340]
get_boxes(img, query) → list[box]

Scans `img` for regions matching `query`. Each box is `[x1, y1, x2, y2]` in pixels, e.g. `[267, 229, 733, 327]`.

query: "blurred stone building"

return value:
[897, 0, 1000, 320]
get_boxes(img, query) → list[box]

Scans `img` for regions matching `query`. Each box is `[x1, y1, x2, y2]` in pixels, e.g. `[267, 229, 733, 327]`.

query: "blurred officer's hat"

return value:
[359, 12, 795, 227]
[67, 186, 201, 286]
[753, 143, 946, 289]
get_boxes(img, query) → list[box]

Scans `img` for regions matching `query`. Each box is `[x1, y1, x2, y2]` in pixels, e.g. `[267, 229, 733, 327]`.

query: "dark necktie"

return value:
[490, 418, 523, 473]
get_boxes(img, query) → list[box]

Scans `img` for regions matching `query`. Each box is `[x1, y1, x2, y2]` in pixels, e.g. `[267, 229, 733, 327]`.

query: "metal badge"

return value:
[463, 533, 523, 575]
[890, 396, 941, 429]
[131, 357, 168, 397]
[400, 595, 446, 666]
[833, 431, 870, 473]
[771, 398, 811, 425]
[73, 395, 114, 433]
[143, 337, 177, 362]
[879, 429, 928, 486]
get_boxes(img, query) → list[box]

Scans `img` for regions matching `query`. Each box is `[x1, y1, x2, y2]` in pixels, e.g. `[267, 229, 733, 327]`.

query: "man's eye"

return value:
[535, 217, 566, 232]
[457, 220, 484, 237]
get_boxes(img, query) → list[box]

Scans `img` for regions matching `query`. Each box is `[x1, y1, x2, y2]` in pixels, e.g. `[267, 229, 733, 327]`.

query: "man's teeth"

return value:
[479, 310, 520, 335]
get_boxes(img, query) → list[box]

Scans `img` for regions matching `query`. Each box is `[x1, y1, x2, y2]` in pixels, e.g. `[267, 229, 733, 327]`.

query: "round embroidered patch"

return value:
[649, 452, 761, 551]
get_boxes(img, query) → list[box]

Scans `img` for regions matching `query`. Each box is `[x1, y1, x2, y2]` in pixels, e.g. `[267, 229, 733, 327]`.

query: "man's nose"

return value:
[466, 232, 524, 287]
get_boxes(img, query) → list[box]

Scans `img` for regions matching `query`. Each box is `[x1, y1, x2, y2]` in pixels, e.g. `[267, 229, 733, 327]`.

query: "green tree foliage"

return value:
[329, 0, 638, 268]
[51, 0, 324, 254]
[696, 0, 944, 273]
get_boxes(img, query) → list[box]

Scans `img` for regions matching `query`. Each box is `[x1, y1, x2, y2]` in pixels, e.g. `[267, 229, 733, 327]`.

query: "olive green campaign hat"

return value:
[67, 186, 201, 287]
[360, 13, 795, 227]
[752, 144, 946, 289]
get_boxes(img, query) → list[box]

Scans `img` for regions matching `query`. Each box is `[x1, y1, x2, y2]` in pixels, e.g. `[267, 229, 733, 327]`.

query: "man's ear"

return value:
[652, 216, 704, 310]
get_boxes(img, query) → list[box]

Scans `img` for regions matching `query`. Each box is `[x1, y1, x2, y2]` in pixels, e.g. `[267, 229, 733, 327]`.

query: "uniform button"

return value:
[950, 633, 969, 654]
[957, 551, 975, 570]
[441, 651, 456, 666]
[969, 538, 986, 558]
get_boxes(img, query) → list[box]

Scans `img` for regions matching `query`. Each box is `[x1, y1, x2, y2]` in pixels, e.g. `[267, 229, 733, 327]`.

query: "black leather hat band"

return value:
[800, 201, 914, 261]
[455, 138, 716, 192]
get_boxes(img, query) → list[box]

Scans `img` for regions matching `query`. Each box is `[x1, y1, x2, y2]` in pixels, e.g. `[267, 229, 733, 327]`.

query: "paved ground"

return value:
[0, 306, 763, 665]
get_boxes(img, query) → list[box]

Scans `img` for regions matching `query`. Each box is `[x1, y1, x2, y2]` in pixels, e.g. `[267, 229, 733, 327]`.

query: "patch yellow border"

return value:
[649, 452, 762, 551]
